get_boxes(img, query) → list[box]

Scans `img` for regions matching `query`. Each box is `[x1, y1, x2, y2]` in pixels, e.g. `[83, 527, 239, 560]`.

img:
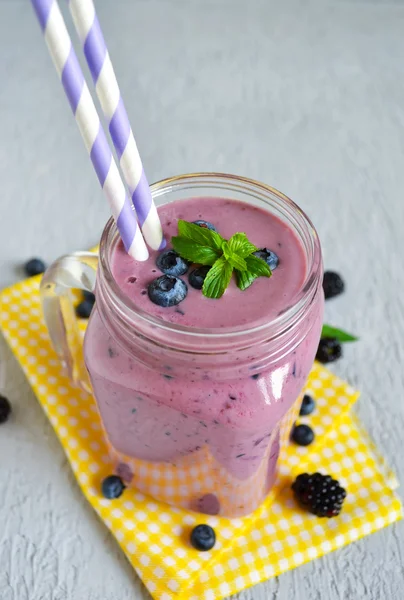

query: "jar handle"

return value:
[40, 252, 99, 393]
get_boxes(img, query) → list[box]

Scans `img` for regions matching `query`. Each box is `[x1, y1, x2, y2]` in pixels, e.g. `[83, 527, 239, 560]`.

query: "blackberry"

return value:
[323, 271, 345, 300]
[292, 472, 347, 517]
[316, 337, 342, 364]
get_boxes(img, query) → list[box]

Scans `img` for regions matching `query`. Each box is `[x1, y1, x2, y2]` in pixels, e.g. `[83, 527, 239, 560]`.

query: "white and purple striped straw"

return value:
[68, 0, 166, 251]
[31, 0, 149, 261]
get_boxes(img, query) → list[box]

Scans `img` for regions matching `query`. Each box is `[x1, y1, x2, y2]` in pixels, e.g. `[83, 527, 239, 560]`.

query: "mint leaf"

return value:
[236, 255, 271, 291]
[177, 220, 224, 251]
[202, 256, 233, 299]
[171, 236, 220, 265]
[222, 241, 247, 271]
[227, 233, 258, 258]
[172, 220, 272, 298]
[322, 324, 358, 342]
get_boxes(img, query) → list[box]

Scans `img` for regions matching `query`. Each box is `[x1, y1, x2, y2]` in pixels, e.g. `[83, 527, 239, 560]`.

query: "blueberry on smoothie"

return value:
[188, 266, 211, 290]
[156, 250, 189, 277]
[253, 248, 279, 271]
[148, 275, 188, 307]
[101, 475, 126, 499]
[190, 524, 216, 551]
[192, 220, 217, 231]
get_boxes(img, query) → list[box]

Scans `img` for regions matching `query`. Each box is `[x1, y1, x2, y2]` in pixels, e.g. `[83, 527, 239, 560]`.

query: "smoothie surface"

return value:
[111, 197, 307, 329]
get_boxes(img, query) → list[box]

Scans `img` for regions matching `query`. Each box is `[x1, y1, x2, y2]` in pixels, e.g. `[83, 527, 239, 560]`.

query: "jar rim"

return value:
[98, 172, 322, 341]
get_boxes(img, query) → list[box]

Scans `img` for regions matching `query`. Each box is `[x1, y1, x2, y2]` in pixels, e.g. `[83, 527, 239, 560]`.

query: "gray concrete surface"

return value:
[1, 0, 404, 598]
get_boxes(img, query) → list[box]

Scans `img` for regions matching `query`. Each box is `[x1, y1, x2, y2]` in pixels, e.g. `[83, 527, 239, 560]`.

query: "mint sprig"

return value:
[321, 324, 358, 342]
[171, 220, 271, 298]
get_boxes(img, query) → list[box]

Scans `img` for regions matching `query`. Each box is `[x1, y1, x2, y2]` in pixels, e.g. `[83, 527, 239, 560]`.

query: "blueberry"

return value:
[188, 266, 211, 290]
[76, 300, 94, 319]
[316, 338, 342, 364]
[24, 258, 46, 277]
[291, 424, 315, 446]
[101, 475, 126, 499]
[323, 271, 345, 300]
[192, 220, 217, 232]
[253, 248, 279, 271]
[82, 290, 96, 305]
[190, 524, 216, 551]
[299, 394, 316, 416]
[148, 275, 187, 307]
[0, 395, 12, 424]
[156, 250, 189, 276]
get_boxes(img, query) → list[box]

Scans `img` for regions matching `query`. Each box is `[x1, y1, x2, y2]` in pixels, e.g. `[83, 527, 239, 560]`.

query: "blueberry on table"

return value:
[76, 300, 94, 319]
[188, 266, 211, 290]
[292, 472, 347, 517]
[156, 250, 189, 277]
[253, 248, 279, 271]
[323, 271, 345, 300]
[192, 220, 217, 231]
[0, 395, 12, 424]
[299, 394, 315, 416]
[291, 423, 315, 446]
[101, 475, 126, 499]
[148, 275, 187, 307]
[316, 338, 342, 364]
[190, 524, 216, 551]
[24, 258, 46, 277]
[82, 290, 96, 305]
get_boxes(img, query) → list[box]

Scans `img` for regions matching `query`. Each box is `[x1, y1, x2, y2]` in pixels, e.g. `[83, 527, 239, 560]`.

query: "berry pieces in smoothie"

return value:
[148, 275, 188, 307]
[291, 423, 315, 446]
[292, 472, 347, 517]
[190, 524, 216, 551]
[323, 271, 345, 300]
[188, 266, 211, 290]
[24, 257, 46, 276]
[156, 250, 189, 276]
[253, 248, 279, 271]
[196, 493, 220, 516]
[0, 395, 12, 424]
[316, 338, 342, 363]
[101, 475, 126, 499]
[299, 394, 315, 416]
[192, 219, 217, 231]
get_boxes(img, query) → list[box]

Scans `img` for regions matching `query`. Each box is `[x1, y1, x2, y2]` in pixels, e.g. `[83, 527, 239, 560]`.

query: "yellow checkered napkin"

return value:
[0, 276, 402, 600]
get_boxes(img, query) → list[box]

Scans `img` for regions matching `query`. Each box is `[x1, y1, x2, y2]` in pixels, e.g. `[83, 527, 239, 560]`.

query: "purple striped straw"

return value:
[31, 0, 149, 261]
[68, 0, 166, 251]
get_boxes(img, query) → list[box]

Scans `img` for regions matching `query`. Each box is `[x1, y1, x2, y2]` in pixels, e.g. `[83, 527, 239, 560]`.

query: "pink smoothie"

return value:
[112, 198, 307, 329]
[84, 197, 323, 516]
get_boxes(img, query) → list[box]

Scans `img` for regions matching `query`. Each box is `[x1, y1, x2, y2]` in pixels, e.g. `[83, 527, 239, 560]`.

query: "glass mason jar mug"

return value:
[41, 173, 324, 517]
